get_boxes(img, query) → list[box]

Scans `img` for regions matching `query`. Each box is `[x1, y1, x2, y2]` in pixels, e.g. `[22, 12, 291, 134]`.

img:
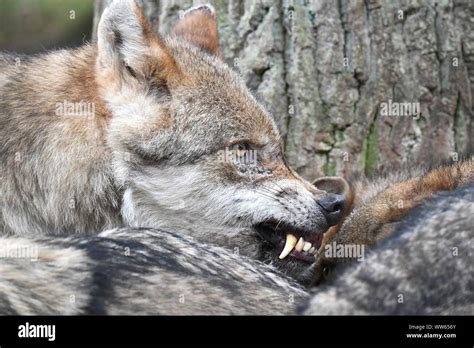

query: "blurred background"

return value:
[0, 0, 93, 53]
[1, 0, 472, 179]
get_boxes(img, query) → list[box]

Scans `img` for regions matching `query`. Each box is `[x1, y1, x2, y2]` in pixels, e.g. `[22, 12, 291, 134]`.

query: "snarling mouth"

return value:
[254, 220, 325, 263]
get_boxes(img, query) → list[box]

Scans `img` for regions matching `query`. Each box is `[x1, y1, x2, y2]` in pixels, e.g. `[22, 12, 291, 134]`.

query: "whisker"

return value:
[258, 186, 282, 198]
[254, 190, 279, 202]
[259, 183, 281, 195]
[275, 219, 283, 230]
[273, 180, 292, 197]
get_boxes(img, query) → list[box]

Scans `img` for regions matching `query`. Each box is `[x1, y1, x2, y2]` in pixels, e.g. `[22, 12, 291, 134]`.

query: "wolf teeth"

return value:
[278, 235, 320, 260]
[279, 234, 297, 259]
[295, 237, 304, 252]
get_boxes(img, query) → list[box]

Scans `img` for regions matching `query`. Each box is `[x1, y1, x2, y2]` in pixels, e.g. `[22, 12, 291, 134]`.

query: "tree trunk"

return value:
[93, 0, 473, 180]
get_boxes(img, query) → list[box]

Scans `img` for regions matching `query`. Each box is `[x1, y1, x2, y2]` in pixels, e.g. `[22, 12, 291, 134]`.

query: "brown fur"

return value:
[312, 156, 474, 285]
[172, 5, 220, 57]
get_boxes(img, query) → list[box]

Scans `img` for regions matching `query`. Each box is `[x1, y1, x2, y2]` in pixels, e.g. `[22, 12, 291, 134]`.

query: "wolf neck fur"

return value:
[0, 46, 124, 235]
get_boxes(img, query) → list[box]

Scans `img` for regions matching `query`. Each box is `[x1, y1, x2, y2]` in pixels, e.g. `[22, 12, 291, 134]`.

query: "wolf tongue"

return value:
[279, 234, 297, 260]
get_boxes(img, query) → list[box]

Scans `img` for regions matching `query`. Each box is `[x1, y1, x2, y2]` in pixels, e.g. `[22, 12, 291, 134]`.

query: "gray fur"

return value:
[302, 183, 474, 315]
[0, 237, 93, 314]
[0, 228, 308, 315]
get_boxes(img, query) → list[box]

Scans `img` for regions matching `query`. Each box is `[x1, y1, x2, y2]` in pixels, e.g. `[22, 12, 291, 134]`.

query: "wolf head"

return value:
[95, 0, 349, 284]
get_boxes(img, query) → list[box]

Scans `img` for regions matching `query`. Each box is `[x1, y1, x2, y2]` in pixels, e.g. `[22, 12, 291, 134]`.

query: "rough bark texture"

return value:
[93, 0, 473, 180]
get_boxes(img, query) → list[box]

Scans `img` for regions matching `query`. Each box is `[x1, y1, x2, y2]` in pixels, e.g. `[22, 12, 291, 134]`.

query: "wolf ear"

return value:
[97, 0, 169, 76]
[172, 4, 220, 56]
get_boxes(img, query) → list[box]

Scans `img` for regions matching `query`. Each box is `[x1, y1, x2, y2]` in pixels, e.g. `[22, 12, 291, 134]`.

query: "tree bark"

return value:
[93, 0, 473, 179]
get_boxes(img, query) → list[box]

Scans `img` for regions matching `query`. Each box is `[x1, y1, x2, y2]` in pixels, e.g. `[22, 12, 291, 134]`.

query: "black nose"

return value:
[316, 193, 346, 226]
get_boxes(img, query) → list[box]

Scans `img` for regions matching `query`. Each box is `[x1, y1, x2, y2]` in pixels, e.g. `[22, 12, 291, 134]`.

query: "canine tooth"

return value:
[303, 242, 312, 252]
[295, 237, 304, 252]
[308, 247, 315, 253]
[279, 234, 297, 259]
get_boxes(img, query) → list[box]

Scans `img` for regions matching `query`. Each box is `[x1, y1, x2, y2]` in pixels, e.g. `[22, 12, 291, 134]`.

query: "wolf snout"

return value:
[316, 193, 346, 226]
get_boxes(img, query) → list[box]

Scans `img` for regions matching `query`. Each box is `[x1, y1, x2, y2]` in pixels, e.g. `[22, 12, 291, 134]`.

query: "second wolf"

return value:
[310, 156, 473, 285]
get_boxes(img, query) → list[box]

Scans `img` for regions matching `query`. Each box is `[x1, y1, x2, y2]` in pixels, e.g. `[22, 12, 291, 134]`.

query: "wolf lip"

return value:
[254, 221, 325, 263]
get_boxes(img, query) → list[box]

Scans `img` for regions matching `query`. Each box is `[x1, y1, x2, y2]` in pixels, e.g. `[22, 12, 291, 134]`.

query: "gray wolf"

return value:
[311, 156, 473, 284]
[0, 228, 308, 315]
[302, 182, 474, 315]
[0, 0, 348, 283]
